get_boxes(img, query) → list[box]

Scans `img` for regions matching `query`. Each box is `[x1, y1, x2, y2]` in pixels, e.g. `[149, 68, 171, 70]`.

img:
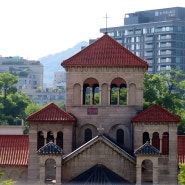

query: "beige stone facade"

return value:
[6, 34, 179, 184]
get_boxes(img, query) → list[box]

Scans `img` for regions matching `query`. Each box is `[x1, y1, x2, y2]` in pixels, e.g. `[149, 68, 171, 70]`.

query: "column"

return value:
[149, 132, 152, 144]
[39, 161, 45, 183]
[53, 132, 57, 144]
[136, 164, 141, 185]
[99, 87, 101, 105]
[56, 164, 61, 184]
[81, 87, 83, 105]
[117, 87, 120, 105]
[108, 87, 111, 105]
[90, 87, 92, 105]
[159, 134, 162, 153]
[153, 165, 159, 185]
[44, 131, 47, 145]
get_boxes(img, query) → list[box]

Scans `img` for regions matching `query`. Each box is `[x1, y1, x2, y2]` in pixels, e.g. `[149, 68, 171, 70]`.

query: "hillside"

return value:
[39, 41, 88, 87]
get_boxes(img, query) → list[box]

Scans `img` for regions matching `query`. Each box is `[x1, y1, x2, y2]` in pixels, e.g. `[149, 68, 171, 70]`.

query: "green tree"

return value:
[179, 164, 185, 185]
[55, 100, 66, 110]
[0, 73, 31, 125]
[0, 73, 18, 99]
[24, 103, 44, 134]
[143, 70, 185, 134]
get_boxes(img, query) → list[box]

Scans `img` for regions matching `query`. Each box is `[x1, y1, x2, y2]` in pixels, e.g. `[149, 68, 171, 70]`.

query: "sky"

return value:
[1, 0, 185, 60]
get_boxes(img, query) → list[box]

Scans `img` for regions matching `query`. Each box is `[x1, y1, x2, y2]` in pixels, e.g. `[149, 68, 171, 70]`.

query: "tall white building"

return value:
[0, 56, 43, 93]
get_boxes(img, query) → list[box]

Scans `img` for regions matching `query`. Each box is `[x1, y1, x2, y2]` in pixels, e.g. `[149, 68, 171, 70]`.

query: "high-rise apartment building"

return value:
[53, 71, 66, 89]
[0, 56, 43, 93]
[100, 7, 185, 73]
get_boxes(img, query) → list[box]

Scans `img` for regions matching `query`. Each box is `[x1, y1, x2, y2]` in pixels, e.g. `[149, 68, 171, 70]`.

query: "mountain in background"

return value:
[39, 41, 88, 87]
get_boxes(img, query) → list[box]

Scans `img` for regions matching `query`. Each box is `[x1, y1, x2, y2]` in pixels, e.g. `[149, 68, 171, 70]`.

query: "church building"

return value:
[0, 34, 182, 185]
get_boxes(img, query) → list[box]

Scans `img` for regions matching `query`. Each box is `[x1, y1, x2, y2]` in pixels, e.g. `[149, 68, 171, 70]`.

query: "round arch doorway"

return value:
[45, 158, 56, 183]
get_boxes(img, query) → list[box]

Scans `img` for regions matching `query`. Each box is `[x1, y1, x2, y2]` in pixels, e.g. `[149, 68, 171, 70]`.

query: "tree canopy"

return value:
[143, 69, 185, 134]
[0, 73, 31, 125]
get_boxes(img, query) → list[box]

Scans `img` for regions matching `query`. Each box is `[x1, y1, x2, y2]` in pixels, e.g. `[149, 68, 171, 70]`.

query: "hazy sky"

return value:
[1, 0, 185, 60]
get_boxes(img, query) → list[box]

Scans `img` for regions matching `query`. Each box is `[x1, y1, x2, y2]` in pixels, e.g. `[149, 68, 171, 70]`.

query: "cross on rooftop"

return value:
[97, 124, 104, 135]
[103, 13, 110, 34]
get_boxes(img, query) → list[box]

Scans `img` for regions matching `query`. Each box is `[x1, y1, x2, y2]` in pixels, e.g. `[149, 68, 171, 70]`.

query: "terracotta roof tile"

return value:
[61, 34, 148, 69]
[26, 102, 76, 122]
[0, 135, 28, 166]
[131, 104, 180, 123]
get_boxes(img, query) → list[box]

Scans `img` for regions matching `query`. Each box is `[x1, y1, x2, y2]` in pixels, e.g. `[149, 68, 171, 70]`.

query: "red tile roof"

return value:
[61, 34, 148, 70]
[0, 134, 184, 166]
[131, 104, 180, 123]
[0, 135, 28, 166]
[26, 102, 76, 122]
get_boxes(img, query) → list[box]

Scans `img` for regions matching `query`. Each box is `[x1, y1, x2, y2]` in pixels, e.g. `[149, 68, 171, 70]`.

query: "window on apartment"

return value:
[108, 32, 114, 37]
[145, 43, 153, 49]
[147, 58, 153, 64]
[135, 29, 142, 34]
[176, 57, 180, 63]
[144, 51, 153, 57]
[144, 36, 153, 41]
[136, 36, 140, 42]
[143, 28, 148, 34]
[136, 44, 140, 50]
[135, 51, 140, 57]
[115, 30, 122, 37]
[148, 67, 153, 72]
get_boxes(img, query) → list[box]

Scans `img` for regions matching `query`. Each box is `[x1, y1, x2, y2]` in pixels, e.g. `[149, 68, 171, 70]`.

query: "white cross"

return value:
[97, 124, 104, 135]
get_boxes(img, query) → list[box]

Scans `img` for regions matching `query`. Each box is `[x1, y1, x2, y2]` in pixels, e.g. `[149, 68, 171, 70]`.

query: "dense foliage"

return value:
[179, 164, 185, 184]
[0, 73, 32, 125]
[143, 70, 185, 134]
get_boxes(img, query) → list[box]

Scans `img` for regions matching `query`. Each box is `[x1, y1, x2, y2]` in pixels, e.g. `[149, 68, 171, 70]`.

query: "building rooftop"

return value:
[61, 34, 148, 70]
[131, 104, 180, 123]
[38, 141, 64, 155]
[0, 135, 28, 166]
[26, 102, 76, 122]
[135, 141, 160, 155]
[124, 7, 185, 25]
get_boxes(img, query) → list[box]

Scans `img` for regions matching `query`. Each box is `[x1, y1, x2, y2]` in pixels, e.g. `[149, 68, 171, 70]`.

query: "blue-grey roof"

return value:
[135, 141, 160, 155]
[38, 141, 64, 155]
[67, 163, 132, 185]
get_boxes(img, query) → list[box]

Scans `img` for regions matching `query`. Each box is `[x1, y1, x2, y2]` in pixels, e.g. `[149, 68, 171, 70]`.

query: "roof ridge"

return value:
[131, 104, 180, 122]
[26, 102, 76, 122]
[61, 34, 148, 69]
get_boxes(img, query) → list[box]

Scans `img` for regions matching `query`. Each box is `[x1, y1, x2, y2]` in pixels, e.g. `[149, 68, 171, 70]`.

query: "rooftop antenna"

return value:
[103, 13, 109, 34]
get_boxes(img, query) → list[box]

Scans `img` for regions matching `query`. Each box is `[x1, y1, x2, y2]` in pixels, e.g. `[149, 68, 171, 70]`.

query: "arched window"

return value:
[83, 78, 99, 105]
[152, 132, 160, 150]
[162, 132, 169, 155]
[37, 131, 44, 150]
[116, 129, 124, 146]
[56, 131, 63, 148]
[84, 128, 92, 143]
[110, 78, 127, 105]
[143, 132, 150, 144]
[46, 131, 54, 143]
